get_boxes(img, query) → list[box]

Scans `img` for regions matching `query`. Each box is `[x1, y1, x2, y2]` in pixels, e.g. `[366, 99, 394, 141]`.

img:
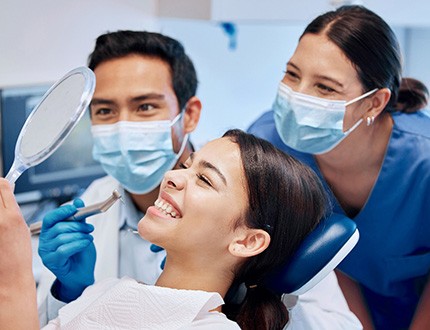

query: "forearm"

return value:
[335, 269, 374, 330]
[0, 179, 39, 329]
[410, 275, 430, 330]
[0, 277, 39, 330]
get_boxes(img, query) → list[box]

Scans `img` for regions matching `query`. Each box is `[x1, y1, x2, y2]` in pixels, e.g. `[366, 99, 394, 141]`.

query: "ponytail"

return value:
[235, 286, 288, 330]
[394, 77, 429, 113]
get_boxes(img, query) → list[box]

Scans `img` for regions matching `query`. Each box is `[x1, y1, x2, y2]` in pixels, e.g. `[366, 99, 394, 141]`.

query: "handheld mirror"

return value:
[5, 67, 95, 184]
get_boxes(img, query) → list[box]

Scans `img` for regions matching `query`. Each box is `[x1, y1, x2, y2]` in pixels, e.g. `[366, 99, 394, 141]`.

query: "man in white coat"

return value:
[37, 30, 202, 322]
[36, 30, 361, 329]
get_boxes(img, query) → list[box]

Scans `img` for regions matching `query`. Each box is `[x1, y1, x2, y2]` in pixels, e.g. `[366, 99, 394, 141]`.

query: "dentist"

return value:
[36, 30, 202, 322]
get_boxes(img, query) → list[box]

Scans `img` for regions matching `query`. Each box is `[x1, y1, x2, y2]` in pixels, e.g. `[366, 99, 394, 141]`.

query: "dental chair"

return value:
[265, 212, 359, 295]
[225, 213, 359, 306]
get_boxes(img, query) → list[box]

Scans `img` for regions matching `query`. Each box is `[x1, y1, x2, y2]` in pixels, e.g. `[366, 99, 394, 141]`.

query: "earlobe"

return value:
[183, 96, 202, 134]
[229, 229, 271, 258]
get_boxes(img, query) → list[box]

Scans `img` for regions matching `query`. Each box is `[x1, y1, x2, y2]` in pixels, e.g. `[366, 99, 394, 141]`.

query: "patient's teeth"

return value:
[153, 198, 180, 218]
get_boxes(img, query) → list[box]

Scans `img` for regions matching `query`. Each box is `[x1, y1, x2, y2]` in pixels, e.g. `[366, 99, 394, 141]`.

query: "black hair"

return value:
[302, 5, 427, 113]
[222, 129, 328, 330]
[88, 30, 198, 109]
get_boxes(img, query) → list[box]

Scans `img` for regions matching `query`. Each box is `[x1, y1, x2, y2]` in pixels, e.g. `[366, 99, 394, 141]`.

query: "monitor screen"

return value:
[0, 84, 105, 204]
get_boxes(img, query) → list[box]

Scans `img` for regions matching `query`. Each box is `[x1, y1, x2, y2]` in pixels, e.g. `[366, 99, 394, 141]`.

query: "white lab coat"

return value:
[37, 176, 165, 324]
[283, 271, 362, 329]
[37, 176, 362, 329]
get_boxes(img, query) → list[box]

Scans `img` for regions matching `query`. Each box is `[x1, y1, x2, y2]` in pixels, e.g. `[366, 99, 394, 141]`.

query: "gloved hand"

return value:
[38, 199, 96, 303]
[150, 244, 166, 270]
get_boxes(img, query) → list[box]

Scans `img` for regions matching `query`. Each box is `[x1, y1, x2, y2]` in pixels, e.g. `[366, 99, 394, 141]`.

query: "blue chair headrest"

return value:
[265, 213, 359, 295]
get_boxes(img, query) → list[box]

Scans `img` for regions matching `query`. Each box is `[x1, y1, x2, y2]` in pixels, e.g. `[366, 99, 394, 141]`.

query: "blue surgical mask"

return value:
[91, 114, 188, 194]
[273, 82, 378, 154]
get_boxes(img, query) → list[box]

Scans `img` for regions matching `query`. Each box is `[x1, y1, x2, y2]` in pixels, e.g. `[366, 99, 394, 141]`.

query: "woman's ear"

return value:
[366, 87, 391, 119]
[183, 96, 202, 134]
[228, 229, 271, 258]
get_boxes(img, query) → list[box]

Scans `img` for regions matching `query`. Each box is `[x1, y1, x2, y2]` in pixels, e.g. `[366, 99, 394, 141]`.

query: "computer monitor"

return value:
[0, 84, 105, 204]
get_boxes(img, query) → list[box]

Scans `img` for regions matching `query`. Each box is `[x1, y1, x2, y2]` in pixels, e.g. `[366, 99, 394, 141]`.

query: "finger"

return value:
[41, 205, 78, 229]
[0, 178, 18, 210]
[39, 233, 94, 256]
[40, 221, 94, 241]
[150, 244, 164, 253]
[72, 198, 92, 222]
[73, 198, 85, 208]
[42, 239, 93, 266]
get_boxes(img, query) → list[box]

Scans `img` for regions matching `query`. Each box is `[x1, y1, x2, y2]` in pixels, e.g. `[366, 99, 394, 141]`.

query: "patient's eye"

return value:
[197, 173, 213, 187]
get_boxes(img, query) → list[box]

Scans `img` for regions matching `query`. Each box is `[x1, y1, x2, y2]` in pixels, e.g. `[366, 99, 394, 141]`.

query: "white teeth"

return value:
[154, 198, 179, 218]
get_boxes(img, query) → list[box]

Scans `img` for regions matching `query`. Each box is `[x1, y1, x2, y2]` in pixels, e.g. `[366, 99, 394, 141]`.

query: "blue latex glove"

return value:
[150, 244, 166, 270]
[38, 199, 96, 303]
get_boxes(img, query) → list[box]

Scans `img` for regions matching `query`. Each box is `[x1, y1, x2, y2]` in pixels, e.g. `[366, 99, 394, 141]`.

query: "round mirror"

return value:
[5, 67, 95, 184]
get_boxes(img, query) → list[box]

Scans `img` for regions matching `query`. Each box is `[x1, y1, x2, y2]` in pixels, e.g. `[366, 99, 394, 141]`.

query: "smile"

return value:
[154, 198, 181, 219]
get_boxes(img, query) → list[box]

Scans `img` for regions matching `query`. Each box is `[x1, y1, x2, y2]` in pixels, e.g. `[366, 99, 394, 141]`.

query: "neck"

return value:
[129, 142, 194, 213]
[155, 254, 235, 300]
[315, 112, 393, 173]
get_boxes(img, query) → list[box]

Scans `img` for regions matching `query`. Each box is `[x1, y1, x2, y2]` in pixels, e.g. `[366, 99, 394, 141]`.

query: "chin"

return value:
[137, 221, 167, 247]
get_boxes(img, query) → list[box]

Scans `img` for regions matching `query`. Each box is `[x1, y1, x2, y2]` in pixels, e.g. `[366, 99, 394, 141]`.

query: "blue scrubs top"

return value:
[248, 110, 430, 329]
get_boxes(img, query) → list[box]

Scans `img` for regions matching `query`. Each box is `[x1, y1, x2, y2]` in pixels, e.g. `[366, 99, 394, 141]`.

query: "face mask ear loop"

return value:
[344, 118, 364, 134]
[345, 88, 379, 106]
[170, 111, 189, 158]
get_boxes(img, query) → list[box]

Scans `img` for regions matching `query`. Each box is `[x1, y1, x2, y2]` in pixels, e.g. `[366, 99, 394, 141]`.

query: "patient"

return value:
[0, 129, 330, 329]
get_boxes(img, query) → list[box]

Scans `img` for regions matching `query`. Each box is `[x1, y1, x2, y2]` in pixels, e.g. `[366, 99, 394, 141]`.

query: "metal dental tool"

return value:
[29, 189, 122, 236]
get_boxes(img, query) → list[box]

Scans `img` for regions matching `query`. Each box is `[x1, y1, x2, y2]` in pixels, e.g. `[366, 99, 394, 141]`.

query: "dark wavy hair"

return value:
[88, 30, 198, 109]
[222, 129, 328, 330]
[302, 5, 427, 113]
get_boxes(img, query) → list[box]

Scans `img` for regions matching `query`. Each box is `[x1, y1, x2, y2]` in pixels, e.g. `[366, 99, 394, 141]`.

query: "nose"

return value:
[282, 77, 311, 95]
[163, 170, 186, 190]
[291, 82, 309, 95]
[118, 109, 131, 122]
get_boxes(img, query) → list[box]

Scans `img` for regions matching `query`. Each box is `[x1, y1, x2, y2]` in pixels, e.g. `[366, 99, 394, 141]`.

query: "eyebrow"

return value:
[287, 61, 344, 89]
[90, 93, 165, 107]
[190, 153, 227, 186]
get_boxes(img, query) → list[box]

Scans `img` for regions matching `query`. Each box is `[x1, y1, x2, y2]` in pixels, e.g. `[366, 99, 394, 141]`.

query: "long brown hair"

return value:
[223, 129, 327, 329]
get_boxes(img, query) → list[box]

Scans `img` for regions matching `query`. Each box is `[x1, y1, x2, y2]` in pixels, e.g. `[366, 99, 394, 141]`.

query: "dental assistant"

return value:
[248, 5, 430, 330]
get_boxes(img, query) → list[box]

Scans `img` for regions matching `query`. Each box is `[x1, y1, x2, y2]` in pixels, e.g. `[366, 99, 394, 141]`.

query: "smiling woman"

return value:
[248, 5, 430, 329]
[0, 129, 331, 329]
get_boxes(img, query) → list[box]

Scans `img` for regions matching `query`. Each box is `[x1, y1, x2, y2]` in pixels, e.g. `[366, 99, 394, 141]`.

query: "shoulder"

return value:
[182, 312, 240, 329]
[391, 111, 430, 139]
[247, 110, 295, 153]
[80, 176, 121, 202]
[247, 110, 277, 137]
[389, 111, 430, 174]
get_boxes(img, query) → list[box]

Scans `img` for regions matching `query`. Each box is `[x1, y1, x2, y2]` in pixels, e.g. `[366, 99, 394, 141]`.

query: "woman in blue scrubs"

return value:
[248, 5, 430, 330]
